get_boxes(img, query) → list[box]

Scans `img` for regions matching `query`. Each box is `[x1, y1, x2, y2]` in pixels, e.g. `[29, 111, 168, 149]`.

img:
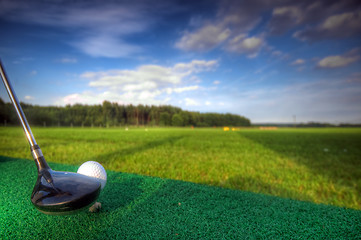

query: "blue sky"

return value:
[0, 0, 360, 123]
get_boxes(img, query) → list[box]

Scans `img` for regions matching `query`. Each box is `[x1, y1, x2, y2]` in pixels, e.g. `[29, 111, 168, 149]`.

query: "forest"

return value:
[0, 98, 251, 127]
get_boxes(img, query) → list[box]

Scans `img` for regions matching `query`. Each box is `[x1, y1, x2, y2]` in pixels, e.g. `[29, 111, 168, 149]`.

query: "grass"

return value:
[0, 126, 360, 210]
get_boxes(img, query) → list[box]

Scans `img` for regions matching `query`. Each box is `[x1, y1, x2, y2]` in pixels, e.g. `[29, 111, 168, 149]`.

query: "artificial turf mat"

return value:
[0, 156, 360, 239]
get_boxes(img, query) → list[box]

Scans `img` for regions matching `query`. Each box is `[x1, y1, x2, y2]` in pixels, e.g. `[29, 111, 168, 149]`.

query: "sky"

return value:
[0, 0, 360, 124]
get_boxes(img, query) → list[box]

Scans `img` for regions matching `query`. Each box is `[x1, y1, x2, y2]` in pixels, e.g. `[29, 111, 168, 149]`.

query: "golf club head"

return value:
[31, 169, 101, 215]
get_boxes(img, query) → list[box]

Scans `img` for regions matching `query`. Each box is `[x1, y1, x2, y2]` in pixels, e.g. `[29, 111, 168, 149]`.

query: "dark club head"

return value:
[31, 169, 101, 215]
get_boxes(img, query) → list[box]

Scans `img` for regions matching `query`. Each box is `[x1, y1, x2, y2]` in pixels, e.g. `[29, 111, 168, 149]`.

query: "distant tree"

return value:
[0, 98, 11, 125]
[159, 112, 171, 126]
[172, 113, 183, 126]
[180, 111, 190, 126]
[0, 97, 251, 127]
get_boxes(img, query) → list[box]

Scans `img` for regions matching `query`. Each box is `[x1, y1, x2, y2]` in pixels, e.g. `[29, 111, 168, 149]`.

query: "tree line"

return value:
[0, 98, 251, 127]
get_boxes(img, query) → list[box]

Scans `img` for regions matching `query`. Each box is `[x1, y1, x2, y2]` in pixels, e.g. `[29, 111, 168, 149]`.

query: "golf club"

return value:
[0, 60, 101, 215]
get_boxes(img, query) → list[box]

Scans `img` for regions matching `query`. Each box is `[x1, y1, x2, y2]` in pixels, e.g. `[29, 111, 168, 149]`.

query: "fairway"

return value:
[0, 127, 360, 210]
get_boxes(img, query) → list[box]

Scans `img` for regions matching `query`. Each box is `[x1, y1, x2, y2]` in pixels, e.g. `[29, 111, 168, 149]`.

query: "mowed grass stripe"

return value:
[0, 127, 360, 210]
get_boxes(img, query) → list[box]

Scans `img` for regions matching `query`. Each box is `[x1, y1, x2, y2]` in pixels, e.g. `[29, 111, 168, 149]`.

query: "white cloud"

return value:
[30, 70, 37, 75]
[242, 37, 262, 49]
[184, 98, 199, 106]
[269, 0, 361, 38]
[273, 6, 303, 23]
[24, 95, 34, 100]
[322, 12, 359, 30]
[318, 56, 359, 68]
[166, 86, 199, 94]
[59, 58, 78, 63]
[175, 24, 231, 52]
[83, 60, 217, 91]
[294, 10, 361, 41]
[226, 34, 264, 57]
[176, 0, 357, 54]
[317, 49, 360, 68]
[291, 59, 305, 65]
[0, 0, 166, 58]
[173, 60, 219, 76]
[59, 90, 168, 106]
[85, 65, 181, 90]
[269, 6, 304, 34]
[57, 60, 218, 105]
[71, 35, 140, 58]
[213, 80, 220, 85]
[175, 0, 264, 55]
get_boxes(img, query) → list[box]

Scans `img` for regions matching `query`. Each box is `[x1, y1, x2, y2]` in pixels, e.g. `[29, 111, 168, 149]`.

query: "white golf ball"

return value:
[77, 161, 107, 190]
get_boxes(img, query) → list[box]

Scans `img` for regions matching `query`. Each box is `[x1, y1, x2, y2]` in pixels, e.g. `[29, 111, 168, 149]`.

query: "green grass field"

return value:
[0, 126, 360, 210]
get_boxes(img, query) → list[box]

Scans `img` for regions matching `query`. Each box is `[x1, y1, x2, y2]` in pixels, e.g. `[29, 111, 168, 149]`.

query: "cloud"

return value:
[24, 95, 34, 100]
[294, 10, 361, 41]
[269, 6, 304, 34]
[291, 59, 305, 65]
[57, 59, 218, 105]
[173, 60, 219, 75]
[226, 34, 264, 57]
[84, 60, 217, 89]
[175, 24, 231, 52]
[317, 56, 359, 68]
[317, 49, 360, 68]
[176, 0, 359, 55]
[165, 86, 199, 94]
[184, 98, 199, 106]
[59, 58, 78, 63]
[30, 70, 37, 75]
[60, 90, 167, 106]
[0, 0, 174, 58]
[268, 0, 361, 37]
[175, 0, 360, 54]
[175, 0, 267, 55]
[213, 80, 220, 85]
[71, 35, 141, 58]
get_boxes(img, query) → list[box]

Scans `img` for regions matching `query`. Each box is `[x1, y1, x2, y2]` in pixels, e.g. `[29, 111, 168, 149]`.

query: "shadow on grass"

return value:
[99, 174, 144, 212]
[238, 130, 361, 195]
[91, 136, 184, 165]
[0, 155, 17, 163]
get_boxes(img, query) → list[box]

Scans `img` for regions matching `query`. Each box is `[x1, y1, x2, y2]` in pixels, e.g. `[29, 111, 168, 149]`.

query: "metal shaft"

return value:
[0, 60, 49, 171]
[0, 60, 41, 147]
[0, 60, 38, 147]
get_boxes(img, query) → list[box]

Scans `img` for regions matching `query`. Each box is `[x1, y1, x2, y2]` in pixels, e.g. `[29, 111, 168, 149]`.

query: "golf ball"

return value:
[77, 161, 107, 190]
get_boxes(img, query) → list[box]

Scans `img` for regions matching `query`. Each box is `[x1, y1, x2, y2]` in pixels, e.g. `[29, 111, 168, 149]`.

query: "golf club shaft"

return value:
[0, 60, 49, 170]
[0, 60, 37, 146]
